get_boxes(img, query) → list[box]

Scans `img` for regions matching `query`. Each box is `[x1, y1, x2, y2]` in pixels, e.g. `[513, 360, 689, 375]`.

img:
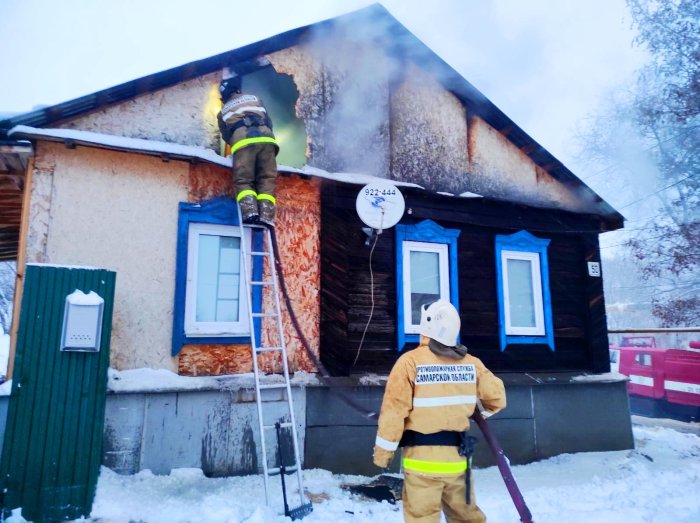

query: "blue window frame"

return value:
[396, 220, 460, 351]
[172, 197, 262, 356]
[495, 230, 554, 352]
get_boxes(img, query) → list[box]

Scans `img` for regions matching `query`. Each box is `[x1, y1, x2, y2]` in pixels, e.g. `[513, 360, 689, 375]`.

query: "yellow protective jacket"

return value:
[373, 337, 506, 469]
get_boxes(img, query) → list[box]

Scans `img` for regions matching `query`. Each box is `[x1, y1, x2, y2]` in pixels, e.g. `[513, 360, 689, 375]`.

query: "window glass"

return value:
[506, 258, 536, 328]
[500, 249, 544, 336]
[395, 221, 461, 350]
[174, 198, 259, 355]
[409, 251, 441, 324]
[635, 353, 652, 366]
[402, 240, 449, 333]
[195, 235, 241, 323]
[495, 231, 553, 351]
[185, 222, 249, 337]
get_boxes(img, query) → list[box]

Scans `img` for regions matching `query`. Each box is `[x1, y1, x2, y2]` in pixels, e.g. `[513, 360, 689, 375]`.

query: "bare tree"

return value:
[584, 0, 699, 326]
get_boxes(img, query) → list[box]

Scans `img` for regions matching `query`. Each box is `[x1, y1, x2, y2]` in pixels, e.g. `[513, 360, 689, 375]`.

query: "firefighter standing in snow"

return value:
[373, 300, 506, 522]
[217, 76, 279, 226]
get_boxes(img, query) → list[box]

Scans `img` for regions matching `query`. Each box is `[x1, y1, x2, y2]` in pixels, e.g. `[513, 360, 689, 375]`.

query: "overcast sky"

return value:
[0, 0, 647, 192]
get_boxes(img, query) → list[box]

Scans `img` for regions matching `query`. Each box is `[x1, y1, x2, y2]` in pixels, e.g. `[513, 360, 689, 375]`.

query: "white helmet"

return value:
[419, 299, 460, 347]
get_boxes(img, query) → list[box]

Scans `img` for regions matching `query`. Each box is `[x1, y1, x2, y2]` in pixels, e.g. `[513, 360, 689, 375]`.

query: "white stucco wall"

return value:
[26, 142, 188, 371]
[62, 73, 222, 151]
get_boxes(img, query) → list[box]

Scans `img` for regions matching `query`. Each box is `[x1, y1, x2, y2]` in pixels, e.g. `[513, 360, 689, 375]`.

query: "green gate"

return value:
[0, 265, 116, 522]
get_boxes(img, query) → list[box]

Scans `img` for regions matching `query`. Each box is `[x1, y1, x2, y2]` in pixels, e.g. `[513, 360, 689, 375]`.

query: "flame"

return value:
[205, 84, 222, 119]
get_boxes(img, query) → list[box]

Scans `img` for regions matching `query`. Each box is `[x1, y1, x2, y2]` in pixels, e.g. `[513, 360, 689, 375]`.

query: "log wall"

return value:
[320, 182, 610, 375]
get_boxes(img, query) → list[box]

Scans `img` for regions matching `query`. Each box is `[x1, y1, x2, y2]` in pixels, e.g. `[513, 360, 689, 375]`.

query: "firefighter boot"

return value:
[238, 194, 259, 224]
[259, 199, 276, 228]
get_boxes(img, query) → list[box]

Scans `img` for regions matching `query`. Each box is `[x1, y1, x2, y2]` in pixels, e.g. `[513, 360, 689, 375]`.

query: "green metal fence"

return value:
[0, 265, 116, 522]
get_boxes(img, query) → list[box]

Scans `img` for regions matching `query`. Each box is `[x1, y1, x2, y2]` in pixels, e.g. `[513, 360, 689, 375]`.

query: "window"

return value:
[396, 220, 460, 350]
[495, 230, 554, 351]
[402, 241, 450, 333]
[172, 197, 262, 355]
[501, 250, 545, 336]
[184, 223, 250, 337]
[635, 353, 652, 366]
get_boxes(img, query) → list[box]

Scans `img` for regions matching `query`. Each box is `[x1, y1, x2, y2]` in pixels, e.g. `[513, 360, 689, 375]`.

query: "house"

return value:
[0, 5, 632, 481]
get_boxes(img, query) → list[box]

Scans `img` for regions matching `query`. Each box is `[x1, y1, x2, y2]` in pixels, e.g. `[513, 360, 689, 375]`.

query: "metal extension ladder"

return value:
[237, 209, 311, 519]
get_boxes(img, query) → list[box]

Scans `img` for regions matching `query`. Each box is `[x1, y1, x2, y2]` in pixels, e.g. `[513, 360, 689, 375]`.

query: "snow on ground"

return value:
[107, 368, 321, 394]
[75, 423, 699, 523]
[0, 327, 9, 379]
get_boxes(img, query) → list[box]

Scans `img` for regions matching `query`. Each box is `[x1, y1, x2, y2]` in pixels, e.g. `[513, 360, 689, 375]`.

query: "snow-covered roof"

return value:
[10, 125, 490, 198]
[10, 125, 230, 168]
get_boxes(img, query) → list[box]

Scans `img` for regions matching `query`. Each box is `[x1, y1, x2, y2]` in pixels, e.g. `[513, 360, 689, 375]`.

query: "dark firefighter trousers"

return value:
[232, 142, 278, 201]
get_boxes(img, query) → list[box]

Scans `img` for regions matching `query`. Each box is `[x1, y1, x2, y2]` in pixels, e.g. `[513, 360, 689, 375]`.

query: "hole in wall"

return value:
[242, 66, 307, 169]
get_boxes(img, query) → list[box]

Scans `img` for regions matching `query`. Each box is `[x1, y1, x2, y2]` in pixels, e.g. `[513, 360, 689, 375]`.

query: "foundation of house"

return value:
[0, 374, 633, 477]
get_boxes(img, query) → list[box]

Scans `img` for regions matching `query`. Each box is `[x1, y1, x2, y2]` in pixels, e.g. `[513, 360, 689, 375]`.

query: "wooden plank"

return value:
[581, 235, 610, 372]
[7, 159, 32, 379]
[321, 183, 604, 375]
[326, 184, 609, 233]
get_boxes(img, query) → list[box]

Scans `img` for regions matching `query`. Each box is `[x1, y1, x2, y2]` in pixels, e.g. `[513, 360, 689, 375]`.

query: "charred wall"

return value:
[320, 182, 610, 375]
[268, 40, 392, 175]
[467, 116, 586, 212]
[390, 63, 469, 192]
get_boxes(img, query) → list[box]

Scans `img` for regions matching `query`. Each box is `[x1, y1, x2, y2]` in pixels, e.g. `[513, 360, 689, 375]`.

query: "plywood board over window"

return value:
[177, 175, 321, 376]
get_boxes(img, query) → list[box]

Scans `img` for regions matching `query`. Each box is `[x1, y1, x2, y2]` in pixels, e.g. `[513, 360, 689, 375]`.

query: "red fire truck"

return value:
[610, 336, 700, 421]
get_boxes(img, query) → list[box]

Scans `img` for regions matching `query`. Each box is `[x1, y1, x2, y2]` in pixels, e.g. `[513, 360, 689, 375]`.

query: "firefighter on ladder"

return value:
[373, 300, 506, 522]
[217, 74, 279, 227]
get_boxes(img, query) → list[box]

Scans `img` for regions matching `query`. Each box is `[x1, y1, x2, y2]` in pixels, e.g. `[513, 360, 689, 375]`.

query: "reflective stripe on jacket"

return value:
[220, 93, 268, 125]
[373, 337, 506, 469]
[403, 456, 468, 474]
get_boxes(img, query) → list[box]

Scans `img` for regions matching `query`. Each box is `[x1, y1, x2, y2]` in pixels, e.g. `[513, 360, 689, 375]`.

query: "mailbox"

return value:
[60, 289, 105, 352]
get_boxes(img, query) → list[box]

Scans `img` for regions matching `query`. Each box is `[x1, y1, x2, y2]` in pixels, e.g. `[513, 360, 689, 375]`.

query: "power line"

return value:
[625, 212, 671, 224]
[616, 174, 696, 211]
[579, 126, 697, 182]
[600, 232, 670, 249]
[607, 282, 698, 290]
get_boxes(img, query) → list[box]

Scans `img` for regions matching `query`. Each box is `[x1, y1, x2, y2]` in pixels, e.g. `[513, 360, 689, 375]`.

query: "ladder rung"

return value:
[252, 312, 278, 318]
[255, 346, 284, 353]
[259, 382, 288, 390]
[250, 281, 273, 286]
[263, 422, 293, 430]
[250, 250, 271, 257]
[267, 465, 298, 476]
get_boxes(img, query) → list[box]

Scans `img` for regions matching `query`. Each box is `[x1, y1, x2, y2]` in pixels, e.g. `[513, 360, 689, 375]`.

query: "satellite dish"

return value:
[356, 181, 405, 230]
